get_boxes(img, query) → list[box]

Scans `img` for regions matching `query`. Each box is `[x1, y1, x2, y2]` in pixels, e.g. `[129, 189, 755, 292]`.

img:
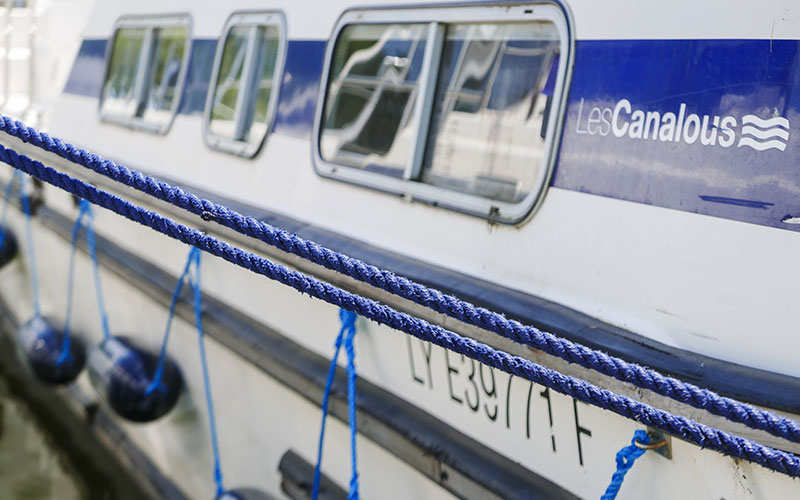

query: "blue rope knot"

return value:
[314, 308, 360, 500]
[601, 430, 652, 500]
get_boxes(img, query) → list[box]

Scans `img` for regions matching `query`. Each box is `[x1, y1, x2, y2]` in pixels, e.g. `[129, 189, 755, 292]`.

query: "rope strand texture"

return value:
[1, 116, 798, 446]
[1, 144, 800, 478]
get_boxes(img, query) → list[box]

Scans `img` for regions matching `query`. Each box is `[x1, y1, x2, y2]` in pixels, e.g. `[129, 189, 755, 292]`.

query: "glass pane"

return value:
[139, 26, 187, 125]
[420, 22, 560, 204]
[241, 25, 281, 145]
[320, 23, 428, 177]
[101, 28, 146, 117]
[209, 26, 250, 139]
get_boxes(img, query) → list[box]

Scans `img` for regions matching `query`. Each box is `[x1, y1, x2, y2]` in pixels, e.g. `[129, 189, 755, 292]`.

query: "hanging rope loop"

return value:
[313, 308, 359, 500]
[186, 247, 227, 498]
[146, 247, 198, 396]
[601, 430, 653, 500]
[60, 198, 111, 364]
[0, 170, 22, 242]
[19, 175, 41, 317]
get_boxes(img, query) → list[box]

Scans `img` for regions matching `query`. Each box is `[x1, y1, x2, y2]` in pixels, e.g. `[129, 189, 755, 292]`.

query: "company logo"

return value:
[575, 98, 790, 152]
[738, 115, 789, 151]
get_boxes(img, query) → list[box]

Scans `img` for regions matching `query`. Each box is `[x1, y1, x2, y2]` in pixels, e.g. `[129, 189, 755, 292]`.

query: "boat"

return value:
[0, 0, 799, 498]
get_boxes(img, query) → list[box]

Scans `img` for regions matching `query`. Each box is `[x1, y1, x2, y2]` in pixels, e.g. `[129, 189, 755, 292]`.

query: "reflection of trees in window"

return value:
[102, 29, 146, 116]
[208, 24, 280, 149]
[100, 20, 188, 131]
[321, 24, 428, 177]
[141, 27, 186, 119]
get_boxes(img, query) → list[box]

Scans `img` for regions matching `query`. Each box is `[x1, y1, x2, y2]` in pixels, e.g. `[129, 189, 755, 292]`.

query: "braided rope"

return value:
[0, 116, 798, 446]
[1, 144, 800, 477]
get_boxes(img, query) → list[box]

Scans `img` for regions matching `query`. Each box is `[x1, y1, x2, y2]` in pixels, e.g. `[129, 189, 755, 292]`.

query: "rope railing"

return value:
[0, 116, 798, 448]
[1, 141, 800, 478]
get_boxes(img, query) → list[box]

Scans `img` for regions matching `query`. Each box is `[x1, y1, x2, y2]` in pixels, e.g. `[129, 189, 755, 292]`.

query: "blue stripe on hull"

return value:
[63, 38, 800, 231]
[554, 39, 800, 232]
[63, 39, 106, 98]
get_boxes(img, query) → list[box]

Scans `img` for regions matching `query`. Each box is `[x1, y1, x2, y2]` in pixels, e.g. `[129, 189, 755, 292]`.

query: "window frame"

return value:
[312, 2, 573, 224]
[203, 10, 287, 158]
[99, 14, 192, 134]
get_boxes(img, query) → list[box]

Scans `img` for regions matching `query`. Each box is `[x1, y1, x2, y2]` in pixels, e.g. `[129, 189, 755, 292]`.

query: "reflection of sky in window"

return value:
[421, 22, 560, 203]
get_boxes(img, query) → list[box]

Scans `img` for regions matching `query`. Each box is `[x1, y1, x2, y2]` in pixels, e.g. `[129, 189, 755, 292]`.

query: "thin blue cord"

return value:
[0, 170, 21, 245]
[189, 248, 226, 497]
[313, 309, 358, 500]
[57, 199, 91, 365]
[344, 314, 359, 500]
[601, 430, 651, 500]
[20, 177, 40, 317]
[146, 246, 196, 396]
[59, 199, 111, 365]
[83, 201, 111, 340]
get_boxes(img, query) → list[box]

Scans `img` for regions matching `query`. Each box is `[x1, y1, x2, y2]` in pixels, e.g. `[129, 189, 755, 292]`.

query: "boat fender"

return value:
[0, 227, 17, 268]
[216, 489, 272, 500]
[88, 336, 183, 422]
[19, 316, 85, 384]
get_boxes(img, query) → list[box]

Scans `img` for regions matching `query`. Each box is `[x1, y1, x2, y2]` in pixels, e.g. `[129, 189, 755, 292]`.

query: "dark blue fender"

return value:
[88, 336, 183, 423]
[19, 315, 85, 384]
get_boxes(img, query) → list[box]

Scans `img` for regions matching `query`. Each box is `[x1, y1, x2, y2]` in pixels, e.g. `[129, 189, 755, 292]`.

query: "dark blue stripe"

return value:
[272, 40, 326, 138]
[178, 39, 218, 115]
[63, 39, 106, 98]
[698, 195, 775, 209]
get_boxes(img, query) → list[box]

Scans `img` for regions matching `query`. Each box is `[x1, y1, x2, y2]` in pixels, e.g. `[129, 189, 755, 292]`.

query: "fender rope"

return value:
[188, 247, 228, 498]
[313, 309, 359, 500]
[1, 116, 798, 446]
[601, 430, 652, 500]
[1, 144, 799, 478]
[61, 199, 110, 366]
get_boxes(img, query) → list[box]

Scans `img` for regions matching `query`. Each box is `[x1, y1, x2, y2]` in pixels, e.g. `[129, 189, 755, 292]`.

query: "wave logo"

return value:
[737, 115, 790, 152]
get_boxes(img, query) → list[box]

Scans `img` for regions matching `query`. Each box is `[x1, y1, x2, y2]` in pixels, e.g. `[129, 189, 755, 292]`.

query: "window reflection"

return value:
[140, 26, 187, 125]
[320, 24, 428, 177]
[207, 23, 281, 150]
[245, 26, 280, 145]
[421, 22, 560, 204]
[209, 26, 250, 139]
[100, 19, 189, 132]
[101, 28, 146, 117]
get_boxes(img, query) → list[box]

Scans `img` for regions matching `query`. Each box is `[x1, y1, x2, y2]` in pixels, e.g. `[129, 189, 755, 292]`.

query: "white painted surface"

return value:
[3, 0, 800, 498]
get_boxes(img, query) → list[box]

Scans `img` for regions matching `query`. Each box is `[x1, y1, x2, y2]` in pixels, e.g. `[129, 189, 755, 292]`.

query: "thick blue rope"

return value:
[20, 177, 41, 317]
[2, 117, 798, 447]
[145, 245, 196, 396]
[313, 309, 359, 500]
[601, 430, 651, 500]
[2, 145, 800, 478]
[59, 199, 111, 366]
[188, 248, 226, 497]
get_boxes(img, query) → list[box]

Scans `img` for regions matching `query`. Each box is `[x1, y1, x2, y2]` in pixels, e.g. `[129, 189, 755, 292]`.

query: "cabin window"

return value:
[320, 23, 429, 178]
[100, 15, 190, 134]
[204, 11, 286, 157]
[314, 4, 570, 223]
